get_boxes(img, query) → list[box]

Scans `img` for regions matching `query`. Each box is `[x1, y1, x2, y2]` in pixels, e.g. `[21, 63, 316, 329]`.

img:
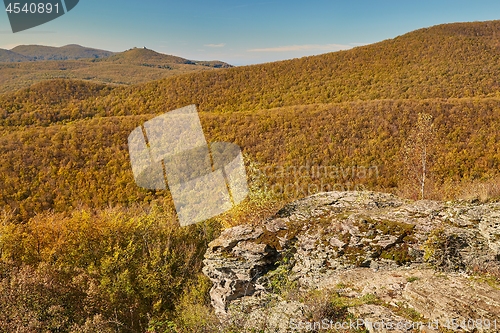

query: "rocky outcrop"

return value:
[202, 191, 500, 332]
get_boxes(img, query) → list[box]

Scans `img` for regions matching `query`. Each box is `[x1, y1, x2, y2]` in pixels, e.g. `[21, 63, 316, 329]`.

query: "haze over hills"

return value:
[0, 45, 233, 93]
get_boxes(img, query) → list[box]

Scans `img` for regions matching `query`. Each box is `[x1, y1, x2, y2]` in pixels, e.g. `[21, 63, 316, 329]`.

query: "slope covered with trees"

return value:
[105, 20, 500, 114]
[1, 95, 500, 220]
[1, 21, 500, 219]
[0, 47, 231, 94]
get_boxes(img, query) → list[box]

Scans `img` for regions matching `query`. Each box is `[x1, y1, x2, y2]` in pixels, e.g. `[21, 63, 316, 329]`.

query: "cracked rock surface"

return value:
[202, 191, 500, 332]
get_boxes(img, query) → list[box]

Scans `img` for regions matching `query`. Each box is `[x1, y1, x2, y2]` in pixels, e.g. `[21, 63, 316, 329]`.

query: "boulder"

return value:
[203, 191, 500, 332]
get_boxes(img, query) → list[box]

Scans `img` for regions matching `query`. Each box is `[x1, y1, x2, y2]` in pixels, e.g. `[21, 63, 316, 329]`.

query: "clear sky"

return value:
[1, 0, 500, 65]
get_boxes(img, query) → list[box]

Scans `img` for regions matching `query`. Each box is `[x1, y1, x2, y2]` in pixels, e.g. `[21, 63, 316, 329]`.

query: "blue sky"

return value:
[1, 0, 500, 65]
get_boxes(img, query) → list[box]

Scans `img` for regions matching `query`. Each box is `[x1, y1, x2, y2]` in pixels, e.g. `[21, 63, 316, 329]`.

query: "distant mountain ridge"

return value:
[6, 44, 115, 61]
[0, 45, 232, 93]
[100, 47, 232, 68]
[0, 48, 31, 62]
[0, 44, 232, 68]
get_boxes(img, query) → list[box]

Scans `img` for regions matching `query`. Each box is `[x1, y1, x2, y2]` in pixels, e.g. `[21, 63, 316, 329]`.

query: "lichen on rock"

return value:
[203, 191, 500, 332]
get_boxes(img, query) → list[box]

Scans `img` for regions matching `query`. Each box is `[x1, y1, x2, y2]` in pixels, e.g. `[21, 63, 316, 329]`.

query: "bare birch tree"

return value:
[402, 113, 436, 200]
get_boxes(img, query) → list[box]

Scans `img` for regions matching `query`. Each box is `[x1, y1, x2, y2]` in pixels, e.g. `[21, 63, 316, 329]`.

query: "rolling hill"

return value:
[10, 44, 115, 60]
[101, 47, 231, 68]
[0, 46, 233, 94]
[101, 47, 188, 64]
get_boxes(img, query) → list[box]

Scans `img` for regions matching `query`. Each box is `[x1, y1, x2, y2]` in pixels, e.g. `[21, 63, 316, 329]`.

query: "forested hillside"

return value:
[1, 21, 500, 219]
[0, 47, 232, 94]
[105, 20, 500, 114]
[1, 20, 500, 332]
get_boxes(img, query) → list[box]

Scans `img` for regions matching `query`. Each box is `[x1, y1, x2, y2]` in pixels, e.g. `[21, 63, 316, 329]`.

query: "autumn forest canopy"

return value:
[0, 20, 500, 332]
[2, 20, 500, 219]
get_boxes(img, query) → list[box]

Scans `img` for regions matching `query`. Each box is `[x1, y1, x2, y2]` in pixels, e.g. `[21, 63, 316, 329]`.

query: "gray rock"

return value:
[203, 191, 500, 331]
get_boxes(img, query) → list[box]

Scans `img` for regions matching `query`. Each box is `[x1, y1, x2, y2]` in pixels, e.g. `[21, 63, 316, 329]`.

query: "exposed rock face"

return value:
[202, 191, 500, 332]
